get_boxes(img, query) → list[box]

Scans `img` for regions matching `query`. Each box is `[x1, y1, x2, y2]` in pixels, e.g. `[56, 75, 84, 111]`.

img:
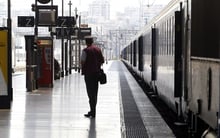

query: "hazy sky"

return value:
[10, 0, 171, 13]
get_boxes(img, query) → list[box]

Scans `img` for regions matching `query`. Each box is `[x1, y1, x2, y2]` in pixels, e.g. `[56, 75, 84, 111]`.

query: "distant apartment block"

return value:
[0, 3, 7, 27]
[88, 0, 110, 22]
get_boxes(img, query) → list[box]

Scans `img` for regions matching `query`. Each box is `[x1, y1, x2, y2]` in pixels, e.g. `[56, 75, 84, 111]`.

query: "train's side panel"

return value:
[121, 47, 128, 63]
[132, 40, 139, 73]
[190, 58, 220, 129]
[142, 28, 153, 84]
[122, 0, 220, 135]
[154, 8, 179, 111]
[189, 0, 220, 130]
[127, 43, 132, 66]
[155, 21, 175, 110]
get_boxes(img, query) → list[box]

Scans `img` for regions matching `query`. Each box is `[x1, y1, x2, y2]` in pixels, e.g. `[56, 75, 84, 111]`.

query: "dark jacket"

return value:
[82, 45, 104, 75]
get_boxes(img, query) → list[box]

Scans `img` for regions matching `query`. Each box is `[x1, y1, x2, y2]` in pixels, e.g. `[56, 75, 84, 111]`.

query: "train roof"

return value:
[125, 0, 182, 47]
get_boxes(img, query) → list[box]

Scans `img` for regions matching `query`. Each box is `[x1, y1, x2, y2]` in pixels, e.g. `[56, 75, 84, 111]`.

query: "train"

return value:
[121, 0, 220, 137]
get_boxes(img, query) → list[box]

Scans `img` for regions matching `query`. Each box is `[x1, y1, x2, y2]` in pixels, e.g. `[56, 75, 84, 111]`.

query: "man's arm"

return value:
[100, 51, 104, 65]
[81, 50, 87, 66]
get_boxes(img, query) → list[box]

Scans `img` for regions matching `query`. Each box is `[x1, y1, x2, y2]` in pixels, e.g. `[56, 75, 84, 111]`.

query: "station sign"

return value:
[55, 27, 76, 39]
[17, 16, 34, 27]
[78, 28, 92, 40]
[55, 27, 91, 39]
[57, 17, 76, 27]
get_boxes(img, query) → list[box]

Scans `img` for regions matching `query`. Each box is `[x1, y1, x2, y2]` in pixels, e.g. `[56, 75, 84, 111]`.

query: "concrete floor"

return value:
[0, 61, 121, 138]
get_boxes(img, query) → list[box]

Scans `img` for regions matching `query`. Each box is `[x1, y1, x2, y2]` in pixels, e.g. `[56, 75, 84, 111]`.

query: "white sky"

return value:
[69, 0, 171, 13]
[0, 0, 171, 21]
[9, 0, 171, 13]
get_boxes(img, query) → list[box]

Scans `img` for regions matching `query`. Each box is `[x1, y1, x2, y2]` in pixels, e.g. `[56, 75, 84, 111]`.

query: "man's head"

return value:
[85, 36, 93, 46]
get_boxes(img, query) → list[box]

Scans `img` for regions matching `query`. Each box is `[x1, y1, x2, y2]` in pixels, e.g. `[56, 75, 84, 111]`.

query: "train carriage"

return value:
[141, 27, 153, 85]
[153, 0, 183, 112]
[188, 0, 220, 134]
[121, 0, 220, 137]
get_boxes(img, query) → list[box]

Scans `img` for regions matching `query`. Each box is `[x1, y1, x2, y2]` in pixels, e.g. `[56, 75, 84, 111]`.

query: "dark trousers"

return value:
[84, 73, 99, 115]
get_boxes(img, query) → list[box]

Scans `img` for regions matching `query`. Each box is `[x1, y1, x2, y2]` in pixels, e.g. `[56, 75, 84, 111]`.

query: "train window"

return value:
[159, 24, 162, 56]
[166, 20, 167, 55]
[157, 26, 160, 55]
[170, 17, 173, 56]
[162, 23, 164, 56]
[166, 19, 168, 56]
[170, 17, 172, 56]
[167, 19, 169, 56]
[127, 47, 129, 60]
[168, 18, 170, 56]
[169, 17, 172, 56]
[172, 16, 175, 56]
[163, 21, 166, 56]
[128, 45, 131, 62]
[147, 33, 151, 55]
[144, 35, 148, 54]
[149, 33, 152, 55]
[163, 22, 165, 55]
[160, 23, 162, 56]
[191, 0, 220, 58]
[130, 43, 133, 65]
[163, 21, 165, 56]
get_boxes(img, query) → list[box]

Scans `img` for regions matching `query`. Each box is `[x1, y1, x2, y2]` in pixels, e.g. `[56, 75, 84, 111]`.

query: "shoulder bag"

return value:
[99, 69, 107, 84]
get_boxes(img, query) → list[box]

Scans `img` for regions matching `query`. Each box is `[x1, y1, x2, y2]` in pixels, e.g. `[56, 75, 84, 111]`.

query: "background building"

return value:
[0, 2, 7, 27]
[0, 0, 166, 67]
[88, 0, 110, 23]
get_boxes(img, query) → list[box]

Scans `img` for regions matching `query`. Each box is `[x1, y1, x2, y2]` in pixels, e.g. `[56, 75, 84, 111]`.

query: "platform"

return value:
[0, 60, 175, 138]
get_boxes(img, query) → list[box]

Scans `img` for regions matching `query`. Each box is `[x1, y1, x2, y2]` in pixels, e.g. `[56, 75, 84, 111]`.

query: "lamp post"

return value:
[61, 0, 64, 77]
[68, 0, 72, 74]
[7, 0, 12, 102]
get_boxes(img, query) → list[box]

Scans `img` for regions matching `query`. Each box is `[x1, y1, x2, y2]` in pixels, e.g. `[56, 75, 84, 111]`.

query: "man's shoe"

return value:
[84, 112, 95, 118]
[84, 111, 91, 117]
[84, 114, 90, 117]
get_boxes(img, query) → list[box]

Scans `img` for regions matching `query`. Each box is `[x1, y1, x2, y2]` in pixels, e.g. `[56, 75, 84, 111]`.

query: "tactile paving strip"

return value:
[119, 71, 149, 138]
